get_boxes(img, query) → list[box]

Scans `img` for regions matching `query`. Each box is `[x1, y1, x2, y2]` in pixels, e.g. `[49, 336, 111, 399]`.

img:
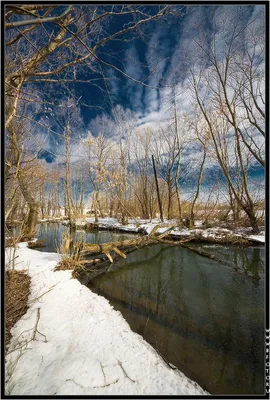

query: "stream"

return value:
[34, 223, 265, 394]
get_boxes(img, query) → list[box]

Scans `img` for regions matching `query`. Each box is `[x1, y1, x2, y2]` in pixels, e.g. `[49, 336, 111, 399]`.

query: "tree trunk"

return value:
[79, 174, 84, 215]
[64, 124, 72, 222]
[76, 225, 178, 262]
[190, 144, 206, 228]
[152, 155, 163, 221]
[175, 177, 182, 225]
[94, 191, 99, 223]
[24, 203, 39, 236]
[244, 205, 259, 234]
[17, 170, 39, 236]
[167, 183, 173, 220]
[173, 85, 183, 226]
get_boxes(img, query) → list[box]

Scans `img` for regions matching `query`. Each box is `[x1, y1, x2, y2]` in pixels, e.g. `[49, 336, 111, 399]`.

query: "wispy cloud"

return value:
[38, 4, 264, 187]
[124, 46, 144, 112]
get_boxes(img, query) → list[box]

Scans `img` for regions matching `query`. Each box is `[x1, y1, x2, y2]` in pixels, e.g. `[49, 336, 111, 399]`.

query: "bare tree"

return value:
[83, 131, 112, 221]
[188, 6, 264, 232]
[132, 128, 155, 219]
[187, 113, 209, 228]
[152, 120, 186, 221]
[5, 4, 173, 234]
[5, 100, 47, 235]
[189, 6, 265, 168]
[191, 67, 260, 232]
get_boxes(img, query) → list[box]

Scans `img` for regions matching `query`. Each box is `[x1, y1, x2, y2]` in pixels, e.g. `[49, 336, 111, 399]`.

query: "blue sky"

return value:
[34, 4, 263, 125]
[72, 4, 258, 120]
[31, 3, 265, 195]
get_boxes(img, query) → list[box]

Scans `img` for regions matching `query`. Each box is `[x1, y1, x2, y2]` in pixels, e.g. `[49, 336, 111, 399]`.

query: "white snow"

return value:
[194, 220, 203, 227]
[74, 218, 87, 227]
[5, 245, 207, 396]
[39, 216, 68, 223]
[69, 217, 265, 245]
[247, 235, 265, 243]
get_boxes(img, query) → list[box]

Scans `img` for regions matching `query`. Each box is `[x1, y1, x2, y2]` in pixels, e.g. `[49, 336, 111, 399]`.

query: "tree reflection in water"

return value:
[88, 243, 264, 395]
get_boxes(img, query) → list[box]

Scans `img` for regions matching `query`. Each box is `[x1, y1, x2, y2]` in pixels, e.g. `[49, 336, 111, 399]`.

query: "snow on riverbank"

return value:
[5, 244, 207, 396]
[247, 235, 265, 244]
[67, 217, 265, 244]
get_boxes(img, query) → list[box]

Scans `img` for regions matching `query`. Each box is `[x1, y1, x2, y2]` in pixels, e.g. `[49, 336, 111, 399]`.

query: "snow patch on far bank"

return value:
[69, 217, 265, 244]
[5, 246, 207, 396]
[247, 235, 265, 244]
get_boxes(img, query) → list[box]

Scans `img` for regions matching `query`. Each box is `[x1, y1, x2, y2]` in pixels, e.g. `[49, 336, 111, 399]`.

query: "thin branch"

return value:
[6, 6, 73, 29]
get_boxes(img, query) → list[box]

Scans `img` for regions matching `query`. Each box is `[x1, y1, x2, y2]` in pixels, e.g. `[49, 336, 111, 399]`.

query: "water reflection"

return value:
[197, 245, 264, 282]
[89, 244, 265, 394]
[34, 223, 139, 253]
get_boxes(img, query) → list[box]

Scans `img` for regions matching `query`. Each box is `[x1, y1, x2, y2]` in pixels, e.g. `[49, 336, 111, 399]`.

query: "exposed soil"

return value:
[5, 270, 31, 352]
[28, 239, 46, 249]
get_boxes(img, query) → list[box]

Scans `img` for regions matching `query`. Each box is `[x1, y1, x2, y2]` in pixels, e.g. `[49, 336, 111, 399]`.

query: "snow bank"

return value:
[39, 216, 68, 223]
[5, 246, 207, 396]
[72, 218, 181, 235]
[70, 218, 265, 244]
[247, 235, 265, 244]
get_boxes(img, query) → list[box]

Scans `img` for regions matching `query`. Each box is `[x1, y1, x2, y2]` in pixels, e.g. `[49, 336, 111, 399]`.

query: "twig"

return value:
[7, 307, 47, 356]
[28, 282, 60, 304]
[6, 341, 32, 355]
[100, 361, 106, 384]
[5, 347, 24, 385]
[66, 378, 85, 389]
[66, 376, 119, 390]
[117, 359, 136, 383]
[32, 308, 47, 342]
[93, 378, 119, 388]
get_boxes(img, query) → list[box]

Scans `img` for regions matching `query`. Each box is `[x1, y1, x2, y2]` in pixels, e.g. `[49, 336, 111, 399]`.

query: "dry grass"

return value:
[55, 260, 75, 271]
[55, 232, 87, 272]
[5, 270, 31, 352]
[84, 222, 99, 231]
[55, 259, 90, 271]
[5, 236, 24, 247]
[58, 231, 73, 257]
[6, 235, 34, 247]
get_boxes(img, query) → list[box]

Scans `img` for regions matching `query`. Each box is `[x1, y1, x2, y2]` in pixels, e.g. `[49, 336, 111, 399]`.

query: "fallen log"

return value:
[74, 225, 182, 263]
[73, 224, 247, 268]
[70, 224, 261, 282]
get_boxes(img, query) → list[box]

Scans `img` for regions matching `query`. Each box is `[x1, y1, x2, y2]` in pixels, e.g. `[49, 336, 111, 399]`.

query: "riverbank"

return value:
[5, 243, 207, 396]
[59, 217, 265, 245]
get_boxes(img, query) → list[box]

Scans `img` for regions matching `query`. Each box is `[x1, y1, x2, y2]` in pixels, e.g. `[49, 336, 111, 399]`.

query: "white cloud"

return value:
[124, 46, 144, 112]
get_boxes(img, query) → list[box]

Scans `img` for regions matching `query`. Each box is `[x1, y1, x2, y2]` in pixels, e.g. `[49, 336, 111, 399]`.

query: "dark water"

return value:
[88, 244, 265, 395]
[34, 223, 139, 253]
[34, 224, 265, 394]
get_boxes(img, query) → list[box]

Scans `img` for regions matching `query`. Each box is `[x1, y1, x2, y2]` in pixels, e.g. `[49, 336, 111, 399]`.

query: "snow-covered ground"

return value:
[5, 244, 207, 396]
[69, 217, 265, 244]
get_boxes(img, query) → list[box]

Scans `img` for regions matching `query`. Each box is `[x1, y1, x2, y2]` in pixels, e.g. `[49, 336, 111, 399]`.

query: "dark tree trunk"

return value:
[245, 207, 259, 234]
[24, 204, 39, 237]
[17, 170, 39, 237]
[152, 155, 164, 222]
